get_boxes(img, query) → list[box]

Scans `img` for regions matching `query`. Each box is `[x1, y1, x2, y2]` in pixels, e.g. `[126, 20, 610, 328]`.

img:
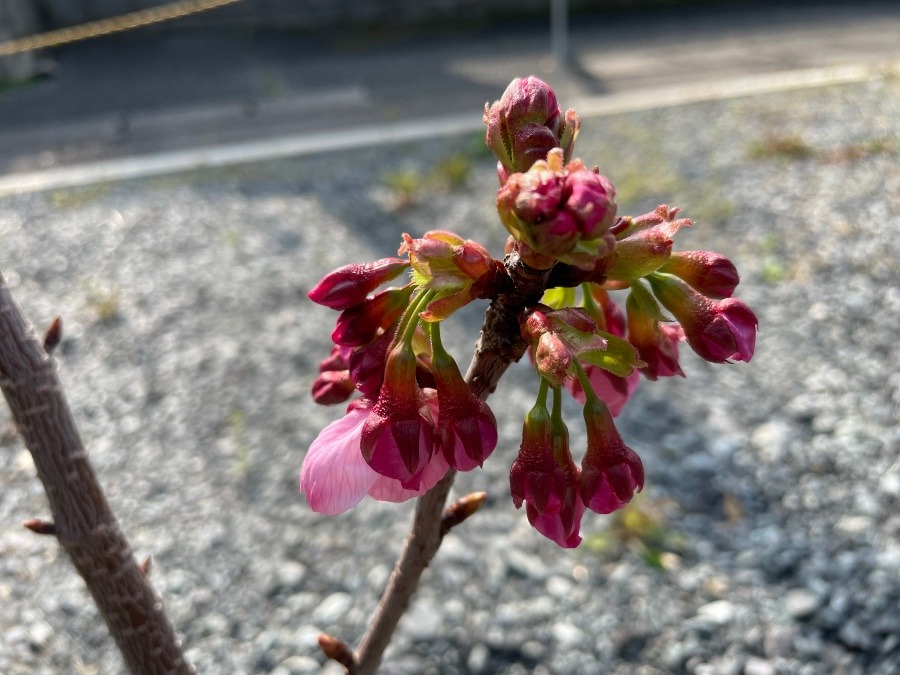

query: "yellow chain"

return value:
[0, 0, 242, 57]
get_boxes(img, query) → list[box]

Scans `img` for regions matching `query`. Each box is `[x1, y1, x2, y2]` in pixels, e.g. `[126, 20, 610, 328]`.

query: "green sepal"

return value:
[542, 286, 576, 310]
[629, 280, 671, 322]
[578, 331, 645, 376]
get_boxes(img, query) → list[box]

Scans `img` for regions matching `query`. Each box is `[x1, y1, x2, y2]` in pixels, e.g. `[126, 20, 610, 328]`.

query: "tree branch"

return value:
[0, 269, 193, 675]
[348, 251, 550, 674]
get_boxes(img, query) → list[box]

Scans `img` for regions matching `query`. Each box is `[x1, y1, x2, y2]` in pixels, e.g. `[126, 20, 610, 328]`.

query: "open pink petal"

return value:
[300, 407, 379, 514]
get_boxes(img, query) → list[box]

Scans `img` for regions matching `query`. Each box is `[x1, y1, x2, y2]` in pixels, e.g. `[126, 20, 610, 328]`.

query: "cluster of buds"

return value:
[301, 232, 499, 512]
[301, 76, 757, 548]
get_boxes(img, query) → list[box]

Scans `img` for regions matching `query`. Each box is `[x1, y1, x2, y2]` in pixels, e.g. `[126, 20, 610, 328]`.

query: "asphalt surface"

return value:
[0, 0, 898, 176]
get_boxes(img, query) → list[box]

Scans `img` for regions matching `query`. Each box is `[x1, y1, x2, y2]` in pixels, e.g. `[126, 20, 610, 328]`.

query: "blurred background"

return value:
[1, 0, 897, 178]
[0, 1, 898, 674]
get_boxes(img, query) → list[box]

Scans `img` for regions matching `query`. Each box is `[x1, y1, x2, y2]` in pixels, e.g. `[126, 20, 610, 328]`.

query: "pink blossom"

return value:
[300, 401, 449, 514]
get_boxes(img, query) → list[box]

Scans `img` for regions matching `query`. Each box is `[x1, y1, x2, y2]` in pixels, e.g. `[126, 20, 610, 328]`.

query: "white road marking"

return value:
[0, 60, 895, 197]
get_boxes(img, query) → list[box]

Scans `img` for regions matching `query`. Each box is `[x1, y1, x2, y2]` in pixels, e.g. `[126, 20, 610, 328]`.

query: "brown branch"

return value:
[345, 251, 550, 675]
[0, 269, 193, 675]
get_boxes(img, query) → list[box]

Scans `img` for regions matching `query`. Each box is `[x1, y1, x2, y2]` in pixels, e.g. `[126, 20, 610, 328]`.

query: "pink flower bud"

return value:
[497, 151, 617, 270]
[360, 344, 436, 489]
[317, 344, 349, 373]
[309, 258, 410, 310]
[580, 395, 644, 514]
[312, 369, 355, 405]
[399, 231, 496, 321]
[649, 273, 757, 363]
[483, 76, 580, 174]
[521, 305, 608, 387]
[660, 250, 740, 298]
[346, 326, 394, 398]
[509, 390, 584, 548]
[625, 292, 685, 380]
[534, 332, 573, 388]
[331, 286, 414, 347]
[429, 328, 498, 471]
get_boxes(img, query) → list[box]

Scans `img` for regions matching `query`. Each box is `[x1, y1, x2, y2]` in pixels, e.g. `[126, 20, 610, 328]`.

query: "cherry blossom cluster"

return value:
[300, 76, 757, 547]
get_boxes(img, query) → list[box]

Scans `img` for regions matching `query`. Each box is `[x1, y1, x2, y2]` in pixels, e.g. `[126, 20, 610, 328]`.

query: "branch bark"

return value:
[350, 252, 550, 674]
[0, 269, 193, 674]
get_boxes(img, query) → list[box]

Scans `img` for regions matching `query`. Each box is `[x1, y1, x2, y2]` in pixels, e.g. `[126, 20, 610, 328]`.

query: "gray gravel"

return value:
[1, 77, 898, 674]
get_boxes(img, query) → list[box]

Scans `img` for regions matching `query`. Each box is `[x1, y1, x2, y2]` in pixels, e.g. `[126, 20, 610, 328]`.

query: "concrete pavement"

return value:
[0, 0, 897, 178]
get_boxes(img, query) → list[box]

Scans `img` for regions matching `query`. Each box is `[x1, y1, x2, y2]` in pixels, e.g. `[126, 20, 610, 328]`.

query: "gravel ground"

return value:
[0, 77, 898, 675]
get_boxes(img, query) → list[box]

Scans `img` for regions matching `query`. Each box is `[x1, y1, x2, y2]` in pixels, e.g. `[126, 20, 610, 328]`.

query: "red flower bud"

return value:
[331, 286, 414, 347]
[509, 386, 584, 548]
[649, 273, 757, 363]
[484, 76, 580, 175]
[580, 395, 644, 514]
[497, 151, 617, 270]
[429, 325, 498, 471]
[625, 291, 685, 380]
[360, 343, 436, 490]
[311, 369, 355, 405]
[309, 258, 409, 310]
[660, 250, 739, 299]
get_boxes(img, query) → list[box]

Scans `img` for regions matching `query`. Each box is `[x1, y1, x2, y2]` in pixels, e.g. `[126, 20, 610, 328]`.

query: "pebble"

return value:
[551, 621, 586, 650]
[311, 592, 352, 625]
[1, 78, 897, 675]
[504, 549, 548, 580]
[783, 589, 822, 619]
[696, 600, 736, 626]
[744, 657, 776, 675]
[467, 643, 490, 674]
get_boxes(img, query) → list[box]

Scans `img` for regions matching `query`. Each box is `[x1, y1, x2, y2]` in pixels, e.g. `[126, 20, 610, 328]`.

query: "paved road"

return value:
[0, 0, 897, 175]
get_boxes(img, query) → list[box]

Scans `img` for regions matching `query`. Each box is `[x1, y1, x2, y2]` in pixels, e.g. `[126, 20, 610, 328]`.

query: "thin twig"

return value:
[0, 269, 193, 675]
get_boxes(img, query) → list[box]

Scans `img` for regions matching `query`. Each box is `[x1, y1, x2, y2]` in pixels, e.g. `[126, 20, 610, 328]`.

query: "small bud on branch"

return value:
[43, 316, 62, 354]
[440, 491, 488, 537]
[23, 518, 58, 535]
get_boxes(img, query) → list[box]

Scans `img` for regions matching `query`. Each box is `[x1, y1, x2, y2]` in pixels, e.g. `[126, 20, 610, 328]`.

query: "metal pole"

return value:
[551, 0, 569, 73]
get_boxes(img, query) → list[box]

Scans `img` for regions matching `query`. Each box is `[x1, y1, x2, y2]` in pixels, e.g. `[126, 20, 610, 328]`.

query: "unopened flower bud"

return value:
[360, 343, 436, 489]
[428, 323, 498, 471]
[400, 231, 496, 321]
[509, 384, 584, 548]
[309, 258, 409, 310]
[312, 370, 355, 405]
[484, 76, 580, 175]
[625, 291, 685, 380]
[331, 286, 414, 347]
[497, 151, 617, 270]
[649, 273, 757, 363]
[660, 250, 739, 298]
[581, 394, 644, 514]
